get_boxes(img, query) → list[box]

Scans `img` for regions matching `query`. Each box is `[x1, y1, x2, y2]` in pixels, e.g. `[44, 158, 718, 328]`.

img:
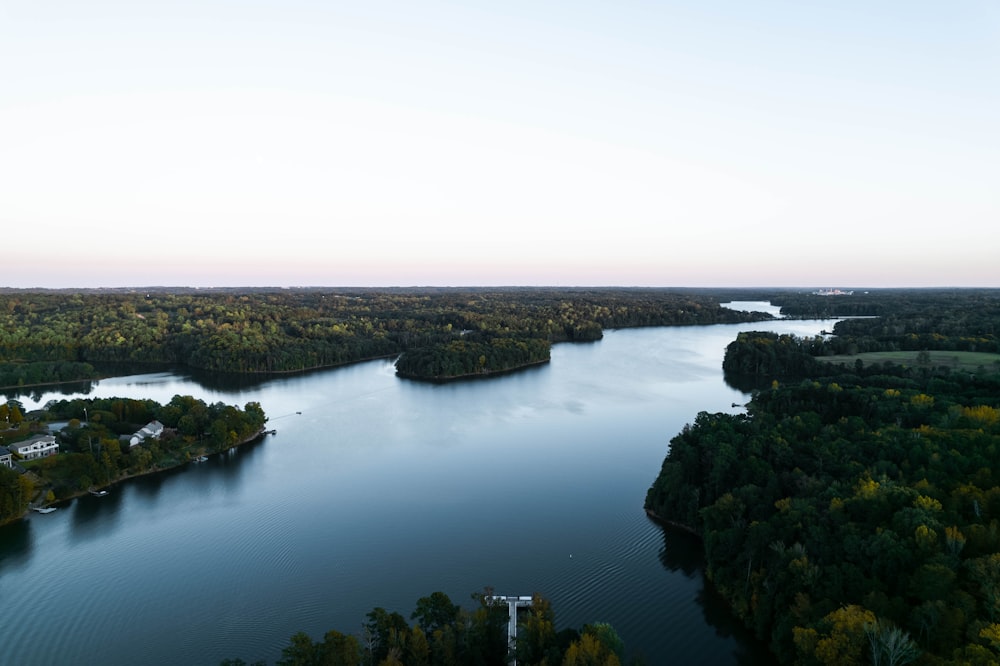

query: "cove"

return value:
[2, 314, 829, 665]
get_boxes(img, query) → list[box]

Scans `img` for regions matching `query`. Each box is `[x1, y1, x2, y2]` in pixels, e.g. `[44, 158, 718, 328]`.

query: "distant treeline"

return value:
[646, 294, 1000, 665]
[0, 288, 769, 382]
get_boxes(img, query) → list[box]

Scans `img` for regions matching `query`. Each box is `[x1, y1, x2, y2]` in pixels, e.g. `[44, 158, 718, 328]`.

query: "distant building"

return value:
[0, 445, 13, 468]
[9, 435, 59, 460]
[814, 288, 854, 296]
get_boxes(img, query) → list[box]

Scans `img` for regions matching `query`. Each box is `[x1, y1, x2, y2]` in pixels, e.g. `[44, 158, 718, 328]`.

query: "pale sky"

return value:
[2, 1, 998, 288]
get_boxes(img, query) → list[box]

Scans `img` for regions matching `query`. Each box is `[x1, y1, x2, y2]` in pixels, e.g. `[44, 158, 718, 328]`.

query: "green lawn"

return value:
[816, 350, 1000, 373]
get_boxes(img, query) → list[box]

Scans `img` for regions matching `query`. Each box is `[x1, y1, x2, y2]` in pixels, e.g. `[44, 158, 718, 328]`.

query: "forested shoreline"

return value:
[0, 395, 268, 524]
[0, 288, 770, 384]
[646, 293, 1000, 665]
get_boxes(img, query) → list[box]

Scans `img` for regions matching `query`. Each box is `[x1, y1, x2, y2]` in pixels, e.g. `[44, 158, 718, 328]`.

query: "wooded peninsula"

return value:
[647, 289, 1000, 665]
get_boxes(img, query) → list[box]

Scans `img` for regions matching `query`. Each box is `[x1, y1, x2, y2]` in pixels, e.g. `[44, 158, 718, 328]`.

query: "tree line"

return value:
[0, 288, 770, 382]
[646, 300, 1000, 664]
[221, 589, 632, 666]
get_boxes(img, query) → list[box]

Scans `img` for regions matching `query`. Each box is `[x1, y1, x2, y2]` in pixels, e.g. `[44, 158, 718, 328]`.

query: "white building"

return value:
[9, 435, 59, 460]
[129, 420, 165, 447]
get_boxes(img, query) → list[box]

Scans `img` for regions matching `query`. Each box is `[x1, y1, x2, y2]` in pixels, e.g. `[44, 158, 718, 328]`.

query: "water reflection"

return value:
[699, 583, 778, 665]
[658, 524, 778, 665]
[4, 380, 97, 404]
[201, 434, 267, 492]
[657, 523, 703, 577]
[0, 519, 33, 573]
[71, 490, 125, 539]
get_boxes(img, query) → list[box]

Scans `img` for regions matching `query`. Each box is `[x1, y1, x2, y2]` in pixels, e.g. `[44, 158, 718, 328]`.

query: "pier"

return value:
[485, 594, 533, 666]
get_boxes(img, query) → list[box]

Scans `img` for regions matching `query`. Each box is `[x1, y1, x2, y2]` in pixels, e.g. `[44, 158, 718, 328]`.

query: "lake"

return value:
[2, 309, 828, 665]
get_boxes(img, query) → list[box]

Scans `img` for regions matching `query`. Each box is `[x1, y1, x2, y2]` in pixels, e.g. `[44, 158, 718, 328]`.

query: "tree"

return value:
[405, 626, 430, 666]
[797, 605, 876, 666]
[411, 591, 459, 636]
[865, 621, 920, 666]
[562, 633, 621, 666]
[365, 607, 409, 665]
[320, 629, 361, 666]
[9, 403, 23, 425]
[965, 554, 1000, 622]
[517, 594, 560, 666]
[277, 631, 319, 666]
[581, 624, 624, 663]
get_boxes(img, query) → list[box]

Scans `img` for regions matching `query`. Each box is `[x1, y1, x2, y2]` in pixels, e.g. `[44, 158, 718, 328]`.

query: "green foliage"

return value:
[647, 294, 1000, 664]
[228, 590, 626, 666]
[0, 465, 34, 524]
[0, 361, 99, 388]
[395, 335, 550, 380]
[26, 396, 267, 502]
[412, 591, 461, 636]
[0, 288, 769, 382]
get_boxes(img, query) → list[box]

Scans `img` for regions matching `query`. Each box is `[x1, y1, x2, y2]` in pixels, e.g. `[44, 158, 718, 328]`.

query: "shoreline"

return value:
[643, 507, 701, 537]
[0, 355, 403, 392]
[6, 428, 272, 527]
[395, 358, 551, 383]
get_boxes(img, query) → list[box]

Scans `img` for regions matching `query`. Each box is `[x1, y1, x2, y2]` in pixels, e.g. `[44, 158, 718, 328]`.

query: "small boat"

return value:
[34, 507, 57, 514]
[89, 489, 109, 497]
[193, 455, 208, 463]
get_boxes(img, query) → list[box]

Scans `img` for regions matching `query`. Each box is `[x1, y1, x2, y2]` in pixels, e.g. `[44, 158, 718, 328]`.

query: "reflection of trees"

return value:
[0, 519, 33, 574]
[4, 380, 97, 403]
[657, 522, 703, 577]
[723, 372, 776, 393]
[657, 524, 777, 665]
[70, 490, 124, 540]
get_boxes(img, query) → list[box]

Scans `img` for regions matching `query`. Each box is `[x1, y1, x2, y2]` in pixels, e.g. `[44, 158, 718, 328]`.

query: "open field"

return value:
[816, 350, 1000, 373]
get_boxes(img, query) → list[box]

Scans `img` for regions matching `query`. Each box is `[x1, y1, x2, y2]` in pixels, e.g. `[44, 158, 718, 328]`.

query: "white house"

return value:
[0, 446, 12, 468]
[129, 420, 165, 447]
[9, 434, 59, 460]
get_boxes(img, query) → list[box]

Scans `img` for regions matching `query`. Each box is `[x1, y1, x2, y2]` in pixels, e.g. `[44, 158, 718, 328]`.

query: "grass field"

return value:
[816, 350, 1000, 373]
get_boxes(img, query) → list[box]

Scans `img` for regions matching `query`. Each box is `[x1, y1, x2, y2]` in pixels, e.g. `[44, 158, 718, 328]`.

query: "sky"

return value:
[2, 1, 998, 289]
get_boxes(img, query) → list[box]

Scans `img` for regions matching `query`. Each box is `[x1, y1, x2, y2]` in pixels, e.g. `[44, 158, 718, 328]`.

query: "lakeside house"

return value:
[128, 420, 165, 448]
[1, 445, 12, 468]
[9, 434, 59, 460]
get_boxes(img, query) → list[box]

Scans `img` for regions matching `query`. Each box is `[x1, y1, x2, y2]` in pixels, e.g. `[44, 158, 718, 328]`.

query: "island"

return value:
[394, 333, 552, 381]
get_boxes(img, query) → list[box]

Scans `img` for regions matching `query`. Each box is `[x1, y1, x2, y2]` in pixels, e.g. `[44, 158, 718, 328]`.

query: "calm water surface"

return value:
[2, 314, 830, 665]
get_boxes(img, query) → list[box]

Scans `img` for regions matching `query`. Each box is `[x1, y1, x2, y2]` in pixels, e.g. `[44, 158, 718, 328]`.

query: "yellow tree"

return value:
[796, 605, 876, 666]
[562, 633, 620, 666]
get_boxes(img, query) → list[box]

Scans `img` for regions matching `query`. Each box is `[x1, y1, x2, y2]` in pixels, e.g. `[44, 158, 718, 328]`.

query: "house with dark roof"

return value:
[9, 434, 59, 460]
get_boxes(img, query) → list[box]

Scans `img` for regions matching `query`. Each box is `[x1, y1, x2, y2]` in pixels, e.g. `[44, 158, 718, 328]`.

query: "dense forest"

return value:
[221, 590, 632, 666]
[0, 288, 769, 382]
[0, 395, 267, 523]
[646, 293, 1000, 665]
